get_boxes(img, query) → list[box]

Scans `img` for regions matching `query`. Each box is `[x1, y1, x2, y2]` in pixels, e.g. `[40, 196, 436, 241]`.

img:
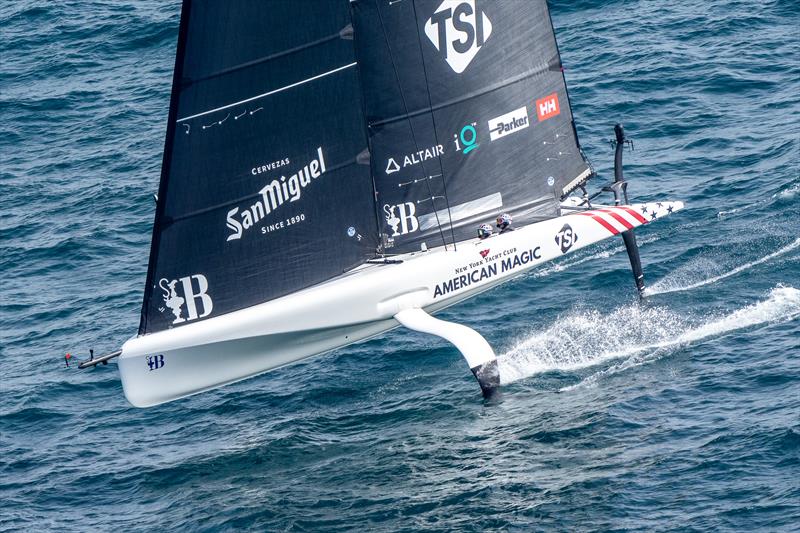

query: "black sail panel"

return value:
[140, 0, 378, 334]
[351, 0, 592, 252]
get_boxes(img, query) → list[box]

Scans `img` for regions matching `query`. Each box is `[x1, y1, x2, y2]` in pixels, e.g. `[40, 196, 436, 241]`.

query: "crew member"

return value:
[477, 223, 493, 240]
[496, 213, 513, 233]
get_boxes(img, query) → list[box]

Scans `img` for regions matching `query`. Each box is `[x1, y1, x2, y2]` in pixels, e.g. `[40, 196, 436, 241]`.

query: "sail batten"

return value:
[369, 58, 562, 129]
[176, 62, 358, 123]
[185, 31, 345, 86]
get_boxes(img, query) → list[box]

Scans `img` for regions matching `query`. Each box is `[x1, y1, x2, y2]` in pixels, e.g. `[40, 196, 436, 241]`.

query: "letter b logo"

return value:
[384, 202, 419, 237]
[179, 274, 213, 321]
[147, 354, 165, 371]
[396, 202, 419, 235]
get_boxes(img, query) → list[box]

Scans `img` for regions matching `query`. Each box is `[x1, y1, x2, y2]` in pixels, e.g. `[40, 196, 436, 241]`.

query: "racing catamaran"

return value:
[79, 0, 683, 406]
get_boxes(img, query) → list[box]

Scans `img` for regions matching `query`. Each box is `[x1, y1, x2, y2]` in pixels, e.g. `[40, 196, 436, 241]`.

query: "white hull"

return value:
[119, 201, 683, 406]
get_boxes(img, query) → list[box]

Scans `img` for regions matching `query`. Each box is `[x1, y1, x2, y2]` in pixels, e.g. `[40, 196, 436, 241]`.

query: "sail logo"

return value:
[384, 202, 419, 237]
[385, 158, 401, 174]
[385, 145, 444, 175]
[488, 106, 529, 141]
[554, 223, 578, 254]
[453, 123, 479, 154]
[536, 93, 561, 122]
[158, 275, 213, 325]
[424, 0, 493, 74]
[227, 147, 326, 241]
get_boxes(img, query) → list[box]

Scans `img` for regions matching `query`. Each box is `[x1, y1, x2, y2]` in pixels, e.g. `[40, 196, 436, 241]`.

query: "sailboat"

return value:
[79, 0, 683, 407]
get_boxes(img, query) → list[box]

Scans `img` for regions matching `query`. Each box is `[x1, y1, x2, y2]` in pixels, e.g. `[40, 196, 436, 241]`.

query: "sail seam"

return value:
[185, 32, 342, 86]
[370, 61, 550, 128]
[161, 156, 361, 226]
[176, 62, 357, 122]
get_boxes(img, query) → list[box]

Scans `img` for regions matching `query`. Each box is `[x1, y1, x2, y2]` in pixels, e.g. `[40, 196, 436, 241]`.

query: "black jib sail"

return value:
[139, 1, 379, 334]
[351, 0, 592, 252]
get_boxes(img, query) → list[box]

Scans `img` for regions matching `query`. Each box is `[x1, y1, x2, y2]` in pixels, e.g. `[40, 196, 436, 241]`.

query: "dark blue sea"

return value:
[2, 1, 799, 531]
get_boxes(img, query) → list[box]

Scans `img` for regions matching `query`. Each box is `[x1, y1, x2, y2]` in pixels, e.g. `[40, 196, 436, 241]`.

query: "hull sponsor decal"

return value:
[146, 354, 165, 371]
[433, 246, 541, 298]
[554, 223, 579, 252]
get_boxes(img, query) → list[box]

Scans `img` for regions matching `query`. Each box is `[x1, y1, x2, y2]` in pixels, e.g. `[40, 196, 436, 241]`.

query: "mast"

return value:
[140, 0, 192, 334]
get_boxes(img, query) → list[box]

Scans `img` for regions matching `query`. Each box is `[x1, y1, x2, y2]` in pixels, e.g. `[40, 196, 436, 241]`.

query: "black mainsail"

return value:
[140, 0, 593, 334]
[139, 1, 379, 334]
[351, 0, 592, 252]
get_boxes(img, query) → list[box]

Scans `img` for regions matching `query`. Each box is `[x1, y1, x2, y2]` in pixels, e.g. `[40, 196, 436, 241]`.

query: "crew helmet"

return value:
[496, 213, 512, 229]
[477, 223, 493, 239]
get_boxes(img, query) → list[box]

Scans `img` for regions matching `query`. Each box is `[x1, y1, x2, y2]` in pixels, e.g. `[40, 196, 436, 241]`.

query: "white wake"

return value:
[717, 180, 798, 218]
[497, 286, 800, 387]
[644, 238, 800, 296]
[531, 235, 660, 279]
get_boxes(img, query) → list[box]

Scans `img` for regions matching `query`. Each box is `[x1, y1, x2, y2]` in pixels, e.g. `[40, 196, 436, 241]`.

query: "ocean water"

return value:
[1, 0, 798, 531]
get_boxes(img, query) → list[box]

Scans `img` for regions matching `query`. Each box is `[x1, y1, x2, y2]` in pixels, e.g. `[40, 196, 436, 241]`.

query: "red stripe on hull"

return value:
[620, 206, 648, 224]
[598, 208, 634, 230]
[578, 212, 620, 235]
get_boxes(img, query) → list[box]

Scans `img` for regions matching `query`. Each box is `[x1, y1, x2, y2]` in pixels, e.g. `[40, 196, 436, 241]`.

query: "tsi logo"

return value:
[384, 203, 419, 237]
[158, 274, 214, 325]
[424, 0, 493, 74]
[453, 123, 479, 154]
[554, 223, 578, 254]
[488, 106, 529, 141]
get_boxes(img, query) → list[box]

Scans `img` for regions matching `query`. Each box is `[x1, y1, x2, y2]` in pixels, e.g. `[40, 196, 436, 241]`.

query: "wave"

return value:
[644, 238, 800, 296]
[497, 286, 800, 387]
[531, 234, 661, 279]
[772, 180, 799, 202]
[717, 180, 800, 218]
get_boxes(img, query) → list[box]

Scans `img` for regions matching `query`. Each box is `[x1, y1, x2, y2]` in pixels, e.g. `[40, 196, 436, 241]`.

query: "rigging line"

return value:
[545, 3, 585, 157]
[347, 7, 386, 258]
[410, 0, 457, 251]
[374, 2, 449, 251]
[176, 62, 357, 122]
